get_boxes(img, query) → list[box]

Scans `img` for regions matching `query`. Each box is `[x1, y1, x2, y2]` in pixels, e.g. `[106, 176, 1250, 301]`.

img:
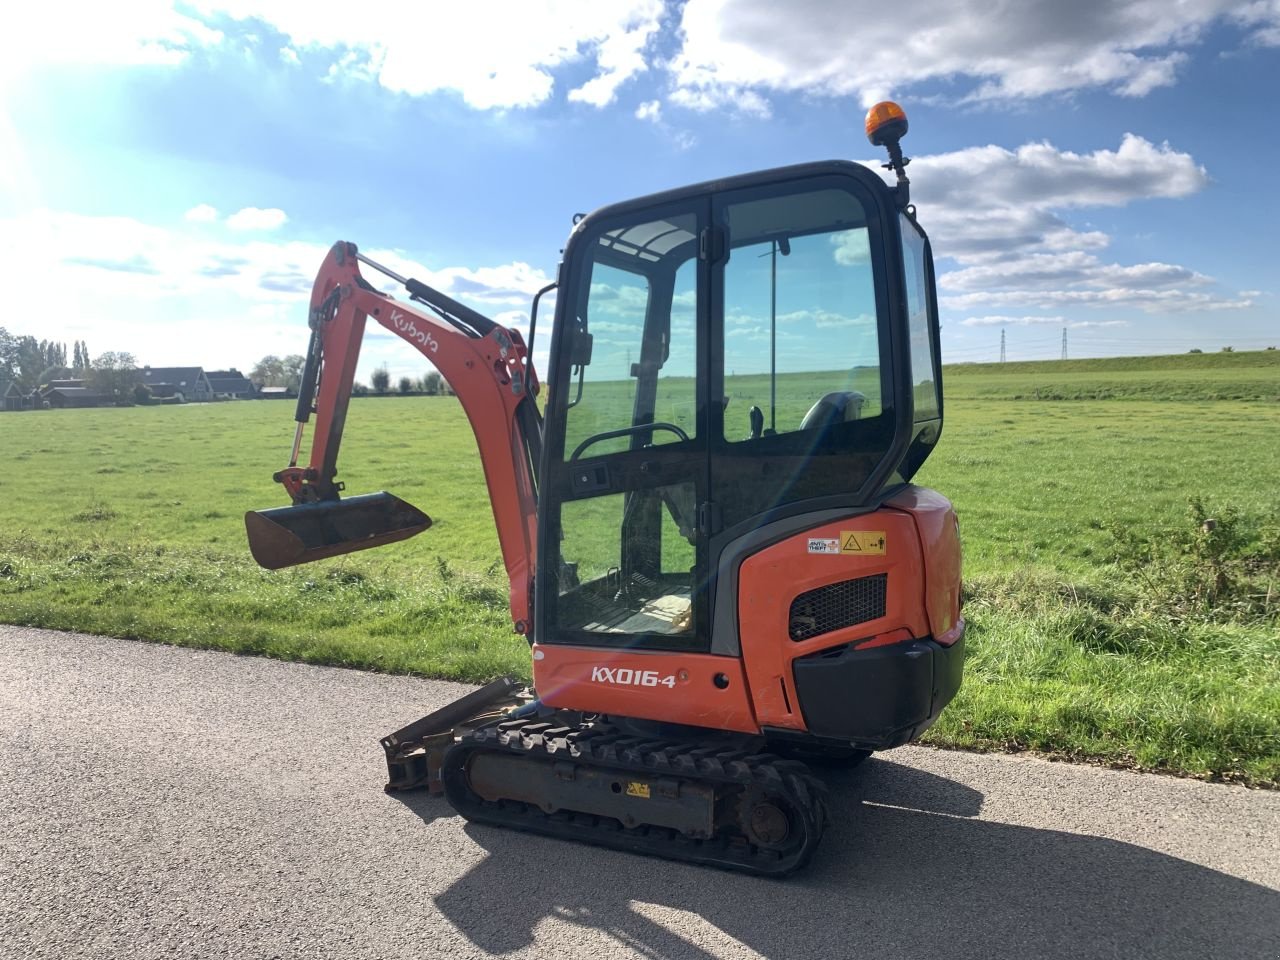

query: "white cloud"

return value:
[184, 1, 664, 110]
[961, 315, 1067, 327]
[0, 3, 222, 82]
[883, 134, 1252, 315]
[939, 253, 1209, 293]
[667, 84, 772, 118]
[667, 0, 1257, 112]
[226, 207, 288, 231]
[1, 2, 665, 111]
[566, 1, 665, 106]
[8, 0, 1275, 125]
[0, 209, 554, 379]
[633, 99, 699, 150]
[831, 229, 869, 266]
[183, 203, 219, 223]
[914, 135, 1208, 214]
[1232, 1, 1280, 45]
[672, 130, 698, 151]
[943, 288, 1253, 313]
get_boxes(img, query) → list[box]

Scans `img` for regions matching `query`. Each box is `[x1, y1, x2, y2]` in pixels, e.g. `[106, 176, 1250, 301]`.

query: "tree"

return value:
[0, 327, 16, 379]
[37, 340, 66, 369]
[397, 376, 413, 394]
[0, 330, 65, 389]
[420, 371, 442, 396]
[133, 383, 153, 405]
[88, 352, 140, 404]
[36, 365, 72, 388]
[283, 354, 306, 392]
[250, 354, 308, 391]
[14, 336, 45, 391]
[250, 355, 284, 387]
[371, 365, 390, 394]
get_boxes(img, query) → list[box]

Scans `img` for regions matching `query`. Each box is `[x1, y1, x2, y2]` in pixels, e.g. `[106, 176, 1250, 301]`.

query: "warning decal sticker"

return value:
[807, 538, 841, 554]
[840, 531, 887, 555]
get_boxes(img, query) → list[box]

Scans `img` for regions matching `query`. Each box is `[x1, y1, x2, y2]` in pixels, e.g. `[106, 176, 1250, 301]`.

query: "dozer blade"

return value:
[244, 491, 431, 570]
[381, 676, 529, 793]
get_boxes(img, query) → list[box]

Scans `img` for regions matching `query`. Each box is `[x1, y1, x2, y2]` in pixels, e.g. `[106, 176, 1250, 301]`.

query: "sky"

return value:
[2, 0, 1278, 385]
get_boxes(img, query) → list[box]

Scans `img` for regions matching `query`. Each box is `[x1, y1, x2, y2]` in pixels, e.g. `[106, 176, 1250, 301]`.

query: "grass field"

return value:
[2, 351, 1277, 785]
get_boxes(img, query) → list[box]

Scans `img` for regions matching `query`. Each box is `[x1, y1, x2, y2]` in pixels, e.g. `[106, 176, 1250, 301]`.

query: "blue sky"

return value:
[2, 0, 1277, 384]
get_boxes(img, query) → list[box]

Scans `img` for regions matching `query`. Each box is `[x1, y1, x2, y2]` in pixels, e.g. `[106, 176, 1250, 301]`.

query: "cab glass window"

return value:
[563, 213, 698, 460]
[901, 214, 939, 421]
[721, 188, 883, 443]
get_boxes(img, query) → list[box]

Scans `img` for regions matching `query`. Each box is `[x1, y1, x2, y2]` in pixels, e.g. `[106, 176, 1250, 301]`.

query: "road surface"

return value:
[1, 625, 1277, 959]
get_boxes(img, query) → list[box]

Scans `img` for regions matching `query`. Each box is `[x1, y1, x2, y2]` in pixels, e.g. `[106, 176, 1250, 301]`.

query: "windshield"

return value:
[721, 202, 884, 443]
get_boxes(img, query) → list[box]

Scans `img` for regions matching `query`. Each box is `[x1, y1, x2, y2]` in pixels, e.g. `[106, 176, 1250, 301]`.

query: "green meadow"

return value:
[2, 350, 1277, 784]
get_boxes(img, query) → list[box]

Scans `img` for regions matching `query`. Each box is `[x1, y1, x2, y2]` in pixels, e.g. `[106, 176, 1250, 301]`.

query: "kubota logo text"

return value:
[591, 666, 676, 689]
[389, 310, 438, 353]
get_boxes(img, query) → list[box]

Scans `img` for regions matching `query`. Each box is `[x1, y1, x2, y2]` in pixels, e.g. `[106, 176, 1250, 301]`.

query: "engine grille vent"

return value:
[788, 573, 888, 642]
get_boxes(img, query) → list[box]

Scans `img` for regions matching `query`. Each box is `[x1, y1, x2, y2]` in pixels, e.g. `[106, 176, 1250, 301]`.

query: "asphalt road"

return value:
[2, 625, 1277, 960]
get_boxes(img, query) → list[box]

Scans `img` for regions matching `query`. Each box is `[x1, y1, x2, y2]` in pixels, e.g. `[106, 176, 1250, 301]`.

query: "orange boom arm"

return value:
[262, 241, 540, 633]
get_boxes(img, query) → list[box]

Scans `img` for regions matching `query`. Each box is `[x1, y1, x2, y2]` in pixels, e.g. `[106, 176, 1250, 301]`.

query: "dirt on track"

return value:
[2, 625, 1278, 960]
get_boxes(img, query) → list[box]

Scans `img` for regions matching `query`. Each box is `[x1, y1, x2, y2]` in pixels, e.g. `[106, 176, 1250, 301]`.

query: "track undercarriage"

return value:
[382, 679, 828, 876]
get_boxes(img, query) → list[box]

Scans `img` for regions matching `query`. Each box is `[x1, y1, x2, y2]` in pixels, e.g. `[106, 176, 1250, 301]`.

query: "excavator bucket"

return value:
[245, 492, 431, 570]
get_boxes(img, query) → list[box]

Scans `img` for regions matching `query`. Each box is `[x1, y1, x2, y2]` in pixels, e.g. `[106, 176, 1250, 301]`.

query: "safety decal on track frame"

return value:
[807, 538, 841, 554]
[840, 531, 887, 555]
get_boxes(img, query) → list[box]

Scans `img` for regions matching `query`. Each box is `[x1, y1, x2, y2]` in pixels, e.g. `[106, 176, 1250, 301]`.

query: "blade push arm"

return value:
[279, 241, 540, 633]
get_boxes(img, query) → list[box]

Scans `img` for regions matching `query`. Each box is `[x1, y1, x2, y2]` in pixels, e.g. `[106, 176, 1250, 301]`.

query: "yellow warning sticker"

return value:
[840, 531, 887, 555]
[625, 782, 651, 799]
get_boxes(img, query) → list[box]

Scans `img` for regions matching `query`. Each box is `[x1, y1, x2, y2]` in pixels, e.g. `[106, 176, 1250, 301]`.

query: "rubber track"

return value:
[441, 718, 829, 876]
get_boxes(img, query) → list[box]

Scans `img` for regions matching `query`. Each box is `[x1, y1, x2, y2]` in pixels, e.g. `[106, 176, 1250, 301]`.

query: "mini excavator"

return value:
[246, 102, 964, 875]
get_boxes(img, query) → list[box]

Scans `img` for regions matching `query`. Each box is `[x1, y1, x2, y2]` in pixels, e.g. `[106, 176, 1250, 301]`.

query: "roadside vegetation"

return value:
[2, 351, 1277, 785]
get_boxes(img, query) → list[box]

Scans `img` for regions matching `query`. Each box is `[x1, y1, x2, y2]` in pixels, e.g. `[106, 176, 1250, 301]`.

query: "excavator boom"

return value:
[244, 241, 541, 631]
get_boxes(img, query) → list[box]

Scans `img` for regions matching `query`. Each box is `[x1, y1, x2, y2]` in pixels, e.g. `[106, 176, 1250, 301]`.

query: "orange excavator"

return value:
[246, 102, 963, 875]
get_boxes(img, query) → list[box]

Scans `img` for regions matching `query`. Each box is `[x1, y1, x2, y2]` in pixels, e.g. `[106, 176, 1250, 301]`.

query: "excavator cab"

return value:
[536, 160, 943, 658]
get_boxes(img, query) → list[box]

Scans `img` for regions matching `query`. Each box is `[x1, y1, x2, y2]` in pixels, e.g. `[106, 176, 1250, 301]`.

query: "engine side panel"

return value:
[887, 485, 963, 645]
[737, 509, 930, 732]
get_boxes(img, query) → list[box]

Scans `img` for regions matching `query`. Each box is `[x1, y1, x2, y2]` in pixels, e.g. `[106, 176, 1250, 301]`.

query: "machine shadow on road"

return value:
[420, 758, 1280, 959]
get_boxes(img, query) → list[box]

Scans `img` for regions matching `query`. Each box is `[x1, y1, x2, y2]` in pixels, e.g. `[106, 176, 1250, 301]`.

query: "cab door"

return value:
[708, 171, 900, 536]
[539, 199, 714, 652]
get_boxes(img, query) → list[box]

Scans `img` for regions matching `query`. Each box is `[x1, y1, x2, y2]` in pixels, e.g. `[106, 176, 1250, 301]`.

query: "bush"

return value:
[1105, 498, 1280, 622]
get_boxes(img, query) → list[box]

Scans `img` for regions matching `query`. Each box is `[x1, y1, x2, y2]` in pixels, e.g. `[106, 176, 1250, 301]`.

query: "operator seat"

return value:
[799, 390, 867, 432]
